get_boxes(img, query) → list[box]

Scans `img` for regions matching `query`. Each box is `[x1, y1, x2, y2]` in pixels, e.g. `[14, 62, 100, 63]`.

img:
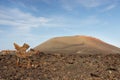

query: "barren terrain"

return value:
[1, 53, 120, 80]
[0, 36, 120, 80]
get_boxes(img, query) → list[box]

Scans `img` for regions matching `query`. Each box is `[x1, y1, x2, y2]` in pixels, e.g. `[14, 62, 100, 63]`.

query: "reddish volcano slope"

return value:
[34, 36, 120, 54]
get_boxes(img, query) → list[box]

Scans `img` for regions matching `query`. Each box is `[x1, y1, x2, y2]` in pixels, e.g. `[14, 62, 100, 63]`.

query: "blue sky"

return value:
[0, 0, 120, 50]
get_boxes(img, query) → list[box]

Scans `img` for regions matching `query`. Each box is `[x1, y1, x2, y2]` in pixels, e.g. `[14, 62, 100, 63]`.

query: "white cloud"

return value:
[0, 7, 50, 31]
[101, 4, 116, 12]
[61, 0, 118, 10]
[106, 5, 116, 10]
[9, 0, 38, 11]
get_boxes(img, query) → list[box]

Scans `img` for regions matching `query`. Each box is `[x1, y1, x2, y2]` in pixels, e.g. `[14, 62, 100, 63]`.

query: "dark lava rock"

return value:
[0, 53, 120, 80]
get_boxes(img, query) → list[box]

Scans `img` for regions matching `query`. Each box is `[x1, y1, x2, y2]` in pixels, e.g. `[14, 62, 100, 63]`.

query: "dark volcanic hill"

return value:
[34, 35, 120, 54]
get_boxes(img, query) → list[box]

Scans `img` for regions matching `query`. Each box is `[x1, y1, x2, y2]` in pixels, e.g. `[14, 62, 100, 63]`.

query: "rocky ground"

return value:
[0, 52, 120, 80]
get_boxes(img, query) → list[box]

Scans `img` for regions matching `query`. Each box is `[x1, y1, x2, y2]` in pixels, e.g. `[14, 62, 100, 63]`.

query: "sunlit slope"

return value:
[34, 36, 120, 54]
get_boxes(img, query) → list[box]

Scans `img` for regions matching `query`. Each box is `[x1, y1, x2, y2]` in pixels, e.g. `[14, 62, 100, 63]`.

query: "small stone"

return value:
[109, 71, 112, 74]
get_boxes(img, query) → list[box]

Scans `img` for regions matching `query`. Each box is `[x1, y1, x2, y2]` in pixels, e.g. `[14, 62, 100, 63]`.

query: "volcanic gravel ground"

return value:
[0, 53, 120, 80]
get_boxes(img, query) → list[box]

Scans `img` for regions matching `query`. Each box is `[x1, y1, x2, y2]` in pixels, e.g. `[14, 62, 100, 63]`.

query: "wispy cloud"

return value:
[61, 0, 118, 11]
[0, 7, 51, 49]
[101, 4, 116, 12]
[0, 7, 50, 31]
[8, 0, 39, 12]
[0, 7, 69, 49]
